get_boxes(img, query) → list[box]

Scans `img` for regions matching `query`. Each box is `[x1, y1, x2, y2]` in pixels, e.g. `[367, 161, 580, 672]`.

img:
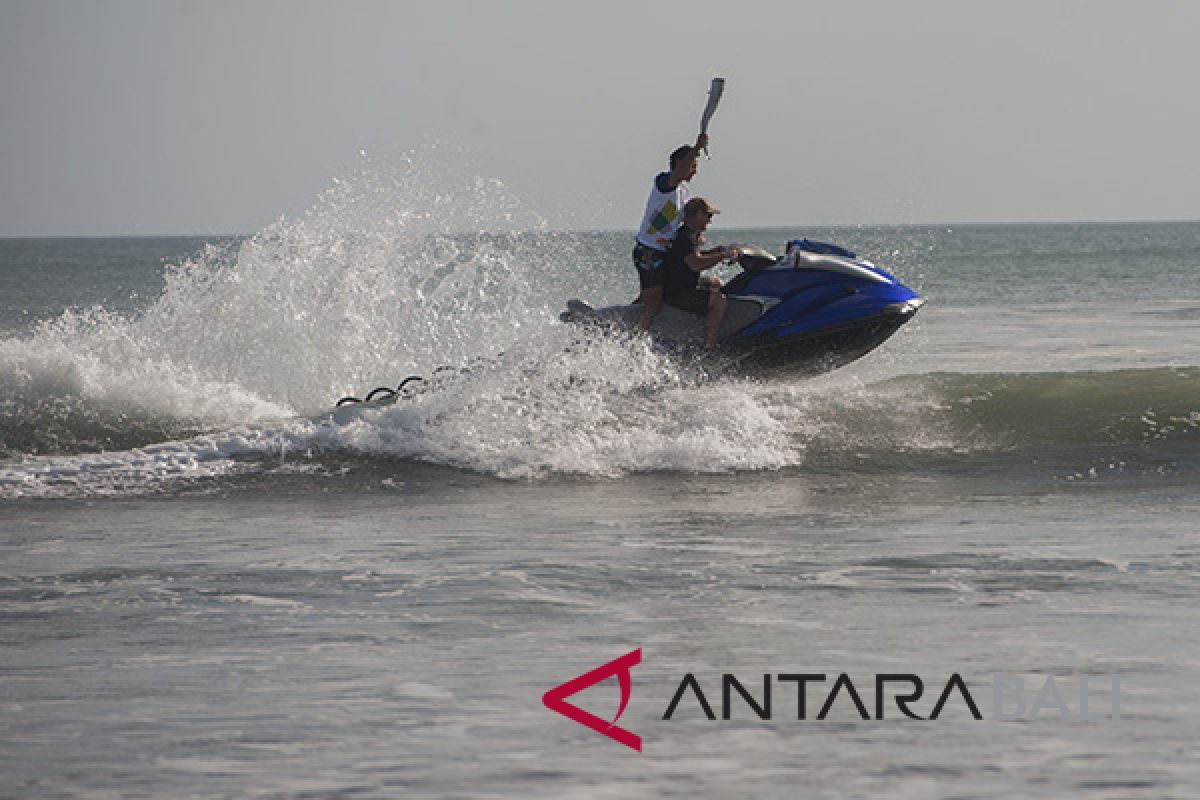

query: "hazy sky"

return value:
[2, 0, 1198, 235]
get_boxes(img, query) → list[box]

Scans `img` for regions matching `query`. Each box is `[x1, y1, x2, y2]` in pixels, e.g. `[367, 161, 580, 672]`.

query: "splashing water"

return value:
[0, 149, 808, 493]
[1, 151, 580, 437]
[4, 151, 1196, 498]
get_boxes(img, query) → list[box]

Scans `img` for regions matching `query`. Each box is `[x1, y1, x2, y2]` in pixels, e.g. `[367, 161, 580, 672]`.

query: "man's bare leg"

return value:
[704, 289, 727, 347]
[638, 287, 663, 330]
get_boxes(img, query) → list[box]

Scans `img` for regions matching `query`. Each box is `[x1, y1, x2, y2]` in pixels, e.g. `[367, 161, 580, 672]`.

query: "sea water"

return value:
[1, 157, 1198, 798]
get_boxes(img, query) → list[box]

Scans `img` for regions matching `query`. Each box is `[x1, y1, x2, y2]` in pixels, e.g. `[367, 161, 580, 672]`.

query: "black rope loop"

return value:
[364, 387, 397, 403]
[335, 365, 457, 409]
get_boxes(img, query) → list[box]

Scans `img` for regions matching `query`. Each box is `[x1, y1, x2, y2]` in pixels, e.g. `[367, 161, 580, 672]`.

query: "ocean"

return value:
[1, 164, 1198, 798]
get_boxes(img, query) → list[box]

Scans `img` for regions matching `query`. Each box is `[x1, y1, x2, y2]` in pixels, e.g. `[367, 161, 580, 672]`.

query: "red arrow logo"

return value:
[543, 648, 642, 752]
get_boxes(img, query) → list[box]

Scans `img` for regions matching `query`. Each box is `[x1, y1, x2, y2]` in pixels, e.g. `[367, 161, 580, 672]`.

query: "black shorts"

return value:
[632, 243, 667, 290]
[664, 287, 711, 315]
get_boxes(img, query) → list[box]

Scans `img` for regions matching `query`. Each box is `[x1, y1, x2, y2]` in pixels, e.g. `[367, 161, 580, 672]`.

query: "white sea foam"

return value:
[0, 149, 806, 495]
[1, 150, 564, 423]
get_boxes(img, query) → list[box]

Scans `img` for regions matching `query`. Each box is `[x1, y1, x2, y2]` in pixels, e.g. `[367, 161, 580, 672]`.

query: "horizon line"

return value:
[2, 217, 1198, 240]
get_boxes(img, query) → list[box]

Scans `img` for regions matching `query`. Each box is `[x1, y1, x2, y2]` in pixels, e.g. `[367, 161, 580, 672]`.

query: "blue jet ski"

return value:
[561, 238, 924, 378]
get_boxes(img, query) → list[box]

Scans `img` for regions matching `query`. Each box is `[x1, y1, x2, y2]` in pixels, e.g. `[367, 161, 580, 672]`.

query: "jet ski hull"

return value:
[561, 238, 924, 378]
[718, 298, 924, 377]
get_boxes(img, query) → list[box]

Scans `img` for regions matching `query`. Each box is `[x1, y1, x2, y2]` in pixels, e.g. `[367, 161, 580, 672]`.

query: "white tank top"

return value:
[635, 173, 690, 250]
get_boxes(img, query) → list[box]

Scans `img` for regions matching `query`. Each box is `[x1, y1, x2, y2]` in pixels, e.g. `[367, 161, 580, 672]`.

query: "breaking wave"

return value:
[3, 361, 1197, 498]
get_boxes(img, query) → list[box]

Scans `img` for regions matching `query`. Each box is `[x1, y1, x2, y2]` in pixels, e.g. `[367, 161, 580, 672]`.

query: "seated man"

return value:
[662, 197, 741, 348]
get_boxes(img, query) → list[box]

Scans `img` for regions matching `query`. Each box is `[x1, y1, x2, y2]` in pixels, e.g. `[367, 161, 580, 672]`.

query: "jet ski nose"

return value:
[884, 298, 926, 317]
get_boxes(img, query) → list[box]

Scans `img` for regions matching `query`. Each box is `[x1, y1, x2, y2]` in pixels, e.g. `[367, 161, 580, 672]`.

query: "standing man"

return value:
[632, 131, 708, 331]
[663, 197, 741, 348]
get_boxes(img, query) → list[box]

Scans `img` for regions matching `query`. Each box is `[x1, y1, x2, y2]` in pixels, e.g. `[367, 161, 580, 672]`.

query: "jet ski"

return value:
[561, 238, 924, 378]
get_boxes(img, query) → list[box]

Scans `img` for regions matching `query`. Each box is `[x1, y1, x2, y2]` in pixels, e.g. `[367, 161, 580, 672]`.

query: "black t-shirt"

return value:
[663, 225, 701, 297]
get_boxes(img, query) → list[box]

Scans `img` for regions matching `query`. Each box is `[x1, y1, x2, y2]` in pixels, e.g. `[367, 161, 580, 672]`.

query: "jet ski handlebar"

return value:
[734, 244, 779, 273]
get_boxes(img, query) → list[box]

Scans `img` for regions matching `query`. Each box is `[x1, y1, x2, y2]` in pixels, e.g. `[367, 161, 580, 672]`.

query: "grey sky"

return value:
[2, 0, 1198, 235]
